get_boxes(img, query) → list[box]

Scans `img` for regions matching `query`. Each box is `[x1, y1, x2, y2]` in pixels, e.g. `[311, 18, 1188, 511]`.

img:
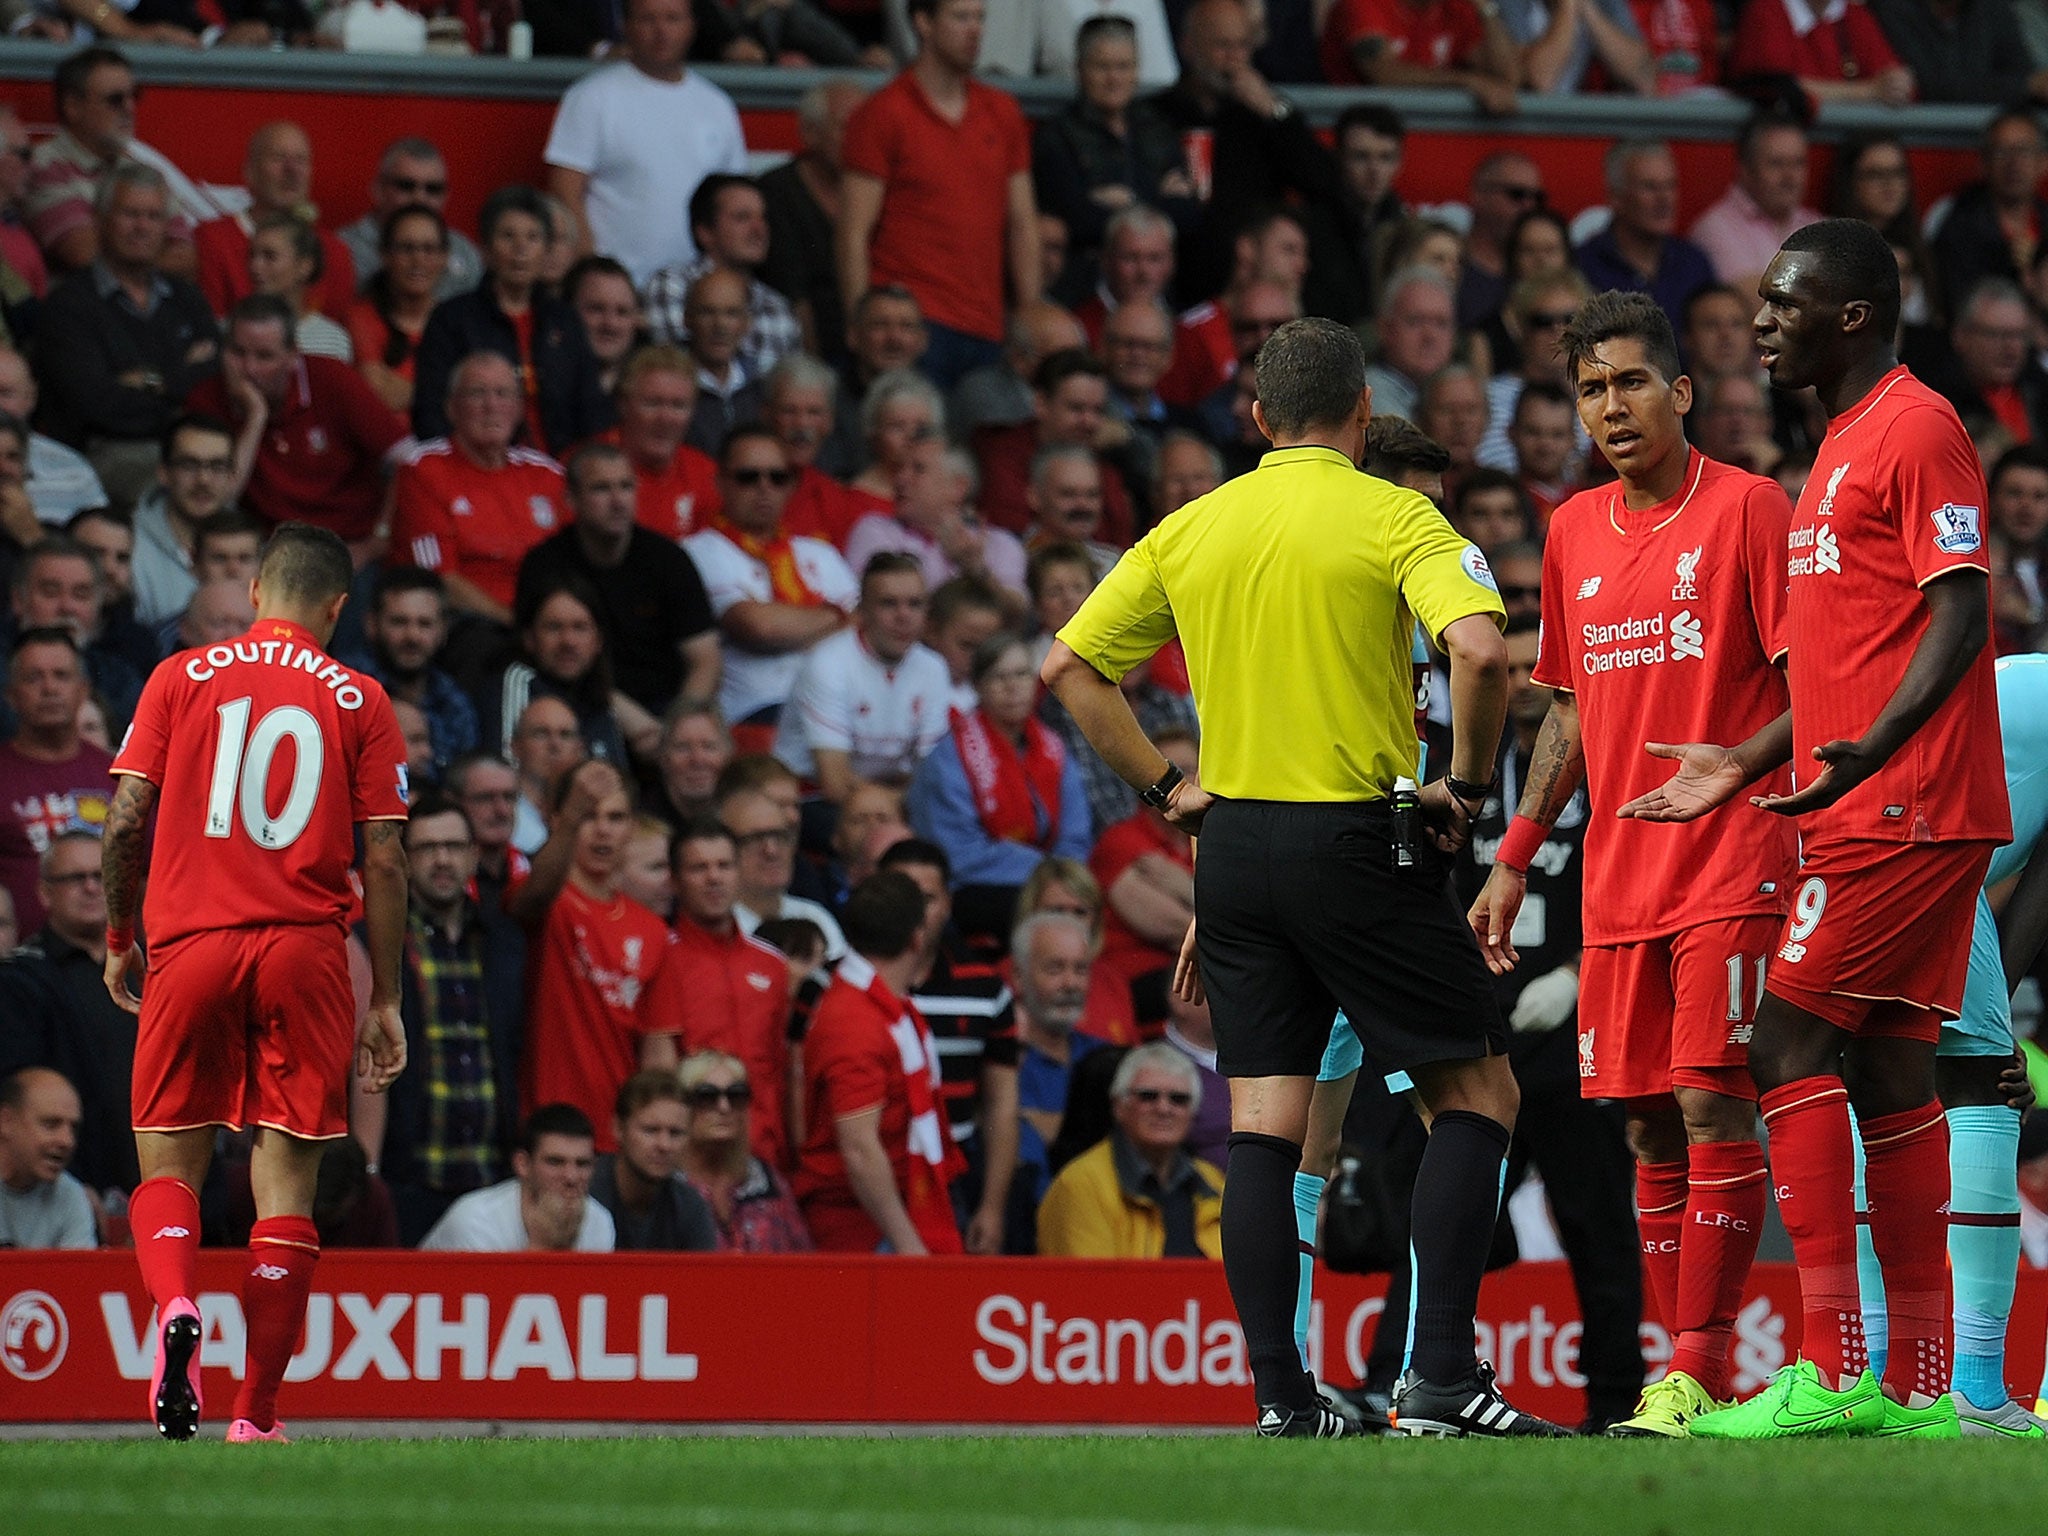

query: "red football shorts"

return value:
[132, 925, 355, 1140]
[1767, 838, 1996, 1038]
[1576, 914, 1781, 1100]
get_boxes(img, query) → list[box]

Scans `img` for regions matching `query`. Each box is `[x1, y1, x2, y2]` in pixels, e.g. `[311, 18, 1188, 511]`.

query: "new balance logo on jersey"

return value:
[250, 1263, 290, 1281]
[1670, 609, 1704, 661]
[1577, 576, 1602, 600]
[1930, 503, 1982, 555]
[1673, 546, 1701, 600]
[1778, 940, 1808, 963]
[1728, 1022, 1755, 1046]
[152, 1226, 190, 1240]
[1815, 525, 1840, 574]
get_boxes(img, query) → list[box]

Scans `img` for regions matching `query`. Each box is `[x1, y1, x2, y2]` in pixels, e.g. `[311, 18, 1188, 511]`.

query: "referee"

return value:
[1043, 318, 1565, 1440]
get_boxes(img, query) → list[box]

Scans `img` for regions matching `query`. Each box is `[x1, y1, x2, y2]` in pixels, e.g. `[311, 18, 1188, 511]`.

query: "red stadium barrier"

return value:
[7, 1253, 2045, 1425]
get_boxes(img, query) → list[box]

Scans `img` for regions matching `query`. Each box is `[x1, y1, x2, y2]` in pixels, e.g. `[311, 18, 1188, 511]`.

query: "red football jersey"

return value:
[644, 915, 793, 1167]
[111, 619, 409, 948]
[595, 429, 722, 543]
[1785, 367, 2011, 845]
[1535, 450, 1796, 943]
[519, 877, 678, 1152]
[390, 440, 568, 611]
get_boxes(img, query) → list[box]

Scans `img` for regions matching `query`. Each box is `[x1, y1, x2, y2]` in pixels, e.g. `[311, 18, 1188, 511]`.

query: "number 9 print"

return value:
[1776, 877, 1826, 964]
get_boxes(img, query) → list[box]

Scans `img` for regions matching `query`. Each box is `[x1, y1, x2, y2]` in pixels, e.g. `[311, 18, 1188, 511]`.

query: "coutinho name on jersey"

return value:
[180, 636, 372, 710]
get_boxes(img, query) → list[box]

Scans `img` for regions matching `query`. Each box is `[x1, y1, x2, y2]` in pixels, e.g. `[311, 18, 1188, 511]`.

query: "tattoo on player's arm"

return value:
[1521, 708, 1584, 829]
[362, 820, 404, 851]
[101, 775, 158, 929]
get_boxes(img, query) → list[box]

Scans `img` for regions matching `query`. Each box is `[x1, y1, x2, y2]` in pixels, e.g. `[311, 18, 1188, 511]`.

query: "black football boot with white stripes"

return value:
[1391, 1361, 1573, 1438]
[1255, 1392, 1356, 1439]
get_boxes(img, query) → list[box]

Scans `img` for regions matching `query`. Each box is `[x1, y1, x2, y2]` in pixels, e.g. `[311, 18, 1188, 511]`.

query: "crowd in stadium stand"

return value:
[6, 0, 2048, 1317]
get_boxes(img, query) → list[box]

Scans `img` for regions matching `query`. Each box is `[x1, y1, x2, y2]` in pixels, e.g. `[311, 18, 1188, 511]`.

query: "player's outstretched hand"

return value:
[1615, 741, 1748, 822]
[357, 1003, 407, 1093]
[1164, 780, 1211, 836]
[102, 941, 144, 1015]
[1171, 916, 1204, 1006]
[1468, 864, 1525, 976]
[1752, 739, 1873, 818]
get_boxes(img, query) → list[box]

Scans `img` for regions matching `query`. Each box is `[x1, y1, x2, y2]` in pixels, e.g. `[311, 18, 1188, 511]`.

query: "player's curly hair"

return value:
[1560, 290, 1683, 392]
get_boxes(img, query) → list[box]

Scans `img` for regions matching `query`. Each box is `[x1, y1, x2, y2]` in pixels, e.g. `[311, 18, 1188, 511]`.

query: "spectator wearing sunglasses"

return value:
[1478, 269, 1593, 473]
[676, 1050, 812, 1252]
[1456, 153, 1548, 330]
[1036, 1041, 1222, 1259]
[339, 139, 484, 304]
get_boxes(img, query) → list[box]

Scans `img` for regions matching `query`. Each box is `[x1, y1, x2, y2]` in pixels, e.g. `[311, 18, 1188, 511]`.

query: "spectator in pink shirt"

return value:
[1688, 110, 1824, 299]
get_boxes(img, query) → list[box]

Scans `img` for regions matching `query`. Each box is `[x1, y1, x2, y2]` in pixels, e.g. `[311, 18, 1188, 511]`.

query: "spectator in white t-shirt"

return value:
[543, 0, 748, 288]
[420, 1104, 615, 1252]
[684, 427, 858, 734]
[775, 550, 954, 803]
[0, 1068, 97, 1250]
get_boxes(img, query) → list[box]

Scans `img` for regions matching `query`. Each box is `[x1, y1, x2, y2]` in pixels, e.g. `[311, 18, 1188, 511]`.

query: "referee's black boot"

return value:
[1391, 1361, 1573, 1438]
[1255, 1392, 1355, 1439]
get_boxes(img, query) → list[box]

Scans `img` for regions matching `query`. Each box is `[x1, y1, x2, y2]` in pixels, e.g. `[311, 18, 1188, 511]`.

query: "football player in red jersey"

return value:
[102, 523, 410, 1444]
[1468, 291, 1794, 1436]
[1625, 218, 2011, 1439]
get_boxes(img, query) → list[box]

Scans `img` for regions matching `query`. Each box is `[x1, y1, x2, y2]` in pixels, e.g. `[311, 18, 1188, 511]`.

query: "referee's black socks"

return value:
[1223, 1131, 1317, 1411]
[1408, 1109, 1513, 1385]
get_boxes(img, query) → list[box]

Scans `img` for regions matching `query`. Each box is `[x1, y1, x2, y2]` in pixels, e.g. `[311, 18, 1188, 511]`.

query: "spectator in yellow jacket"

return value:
[1037, 1042, 1223, 1259]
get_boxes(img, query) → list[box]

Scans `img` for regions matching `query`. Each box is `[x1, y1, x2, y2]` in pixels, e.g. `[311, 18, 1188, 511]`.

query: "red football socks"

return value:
[1635, 1160, 1688, 1348]
[1861, 1102, 1953, 1404]
[130, 1177, 201, 1315]
[232, 1215, 320, 1432]
[1760, 1078, 1866, 1386]
[1669, 1139, 1767, 1401]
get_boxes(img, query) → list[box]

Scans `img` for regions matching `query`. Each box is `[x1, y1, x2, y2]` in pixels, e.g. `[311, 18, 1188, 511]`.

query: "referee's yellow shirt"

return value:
[1057, 445, 1506, 803]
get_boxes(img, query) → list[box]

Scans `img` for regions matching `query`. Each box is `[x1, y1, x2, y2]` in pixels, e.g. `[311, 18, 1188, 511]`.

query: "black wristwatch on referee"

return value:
[1141, 762, 1183, 812]
[1445, 773, 1495, 810]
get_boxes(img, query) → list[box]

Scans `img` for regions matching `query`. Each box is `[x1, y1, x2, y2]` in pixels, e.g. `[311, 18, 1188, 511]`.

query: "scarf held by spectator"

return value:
[953, 708, 1066, 848]
[851, 959, 967, 1253]
[711, 512, 832, 607]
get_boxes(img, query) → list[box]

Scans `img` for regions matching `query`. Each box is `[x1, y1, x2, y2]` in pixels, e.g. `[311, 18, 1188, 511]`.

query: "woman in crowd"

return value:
[480, 573, 634, 768]
[675, 1051, 812, 1253]
[564, 256, 643, 399]
[1478, 206, 1575, 374]
[349, 205, 450, 420]
[247, 213, 351, 362]
[413, 184, 613, 455]
[909, 633, 1090, 947]
[846, 368, 944, 519]
[1831, 134, 1942, 324]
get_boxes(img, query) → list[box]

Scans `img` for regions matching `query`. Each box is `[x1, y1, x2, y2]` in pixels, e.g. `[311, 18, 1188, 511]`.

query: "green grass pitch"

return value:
[7, 1434, 2048, 1536]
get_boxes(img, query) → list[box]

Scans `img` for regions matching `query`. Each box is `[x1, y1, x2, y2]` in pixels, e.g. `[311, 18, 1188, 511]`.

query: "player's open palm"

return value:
[1616, 741, 1748, 822]
[356, 1003, 407, 1093]
[1468, 865, 1524, 976]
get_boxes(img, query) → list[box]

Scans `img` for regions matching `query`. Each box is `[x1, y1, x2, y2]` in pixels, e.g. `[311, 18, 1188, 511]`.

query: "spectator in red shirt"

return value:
[1730, 0, 1914, 103]
[646, 818, 795, 1166]
[1322, 0, 1522, 113]
[391, 351, 569, 632]
[764, 354, 860, 548]
[0, 629, 112, 937]
[1629, 0, 1721, 92]
[1924, 278, 2046, 445]
[349, 208, 451, 427]
[837, 0, 1040, 389]
[506, 758, 681, 1151]
[676, 1049, 812, 1251]
[973, 350, 1136, 545]
[184, 294, 403, 560]
[597, 346, 722, 545]
[1089, 727, 1197, 1033]
[794, 869, 966, 1253]
[195, 123, 357, 322]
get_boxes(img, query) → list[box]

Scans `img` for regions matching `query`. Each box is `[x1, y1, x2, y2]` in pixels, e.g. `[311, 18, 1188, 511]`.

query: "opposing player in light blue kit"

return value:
[1854, 652, 2048, 1437]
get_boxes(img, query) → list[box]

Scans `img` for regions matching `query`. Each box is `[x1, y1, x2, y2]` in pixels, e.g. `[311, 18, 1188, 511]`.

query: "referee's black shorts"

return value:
[1194, 798, 1507, 1080]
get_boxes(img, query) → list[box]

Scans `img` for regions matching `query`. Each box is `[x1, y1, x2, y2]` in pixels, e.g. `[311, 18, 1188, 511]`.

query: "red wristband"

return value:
[1495, 815, 1547, 874]
[106, 927, 133, 954]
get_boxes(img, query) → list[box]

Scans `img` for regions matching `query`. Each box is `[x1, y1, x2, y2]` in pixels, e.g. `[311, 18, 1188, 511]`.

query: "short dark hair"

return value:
[688, 173, 757, 243]
[1990, 442, 2048, 495]
[928, 575, 1004, 629]
[842, 869, 928, 961]
[9, 625, 81, 667]
[66, 504, 126, 539]
[193, 510, 265, 558]
[1777, 217, 1902, 341]
[672, 814, 737, 863]
[162, 410, 234, 460]
[1454, 467, 1529, 519]
[253, 212, 324, 286]
[1254, 318, 1368, 438]
[258, 523, 354, 606]
[719, 424, 785, 469]
[755, 916, 826, 961]
[1513, 379, 1575, 422]
[563, 254, 634, 307]
[54, 45, 127, 104]
[879, 835, 952, 885]
[1738, 106, 1807, 165]
[1075, 12, 1137, 56]
[1033, 348, 1106, 397]
[860, 550, 924, 596]
[1682, 283, 1747, 333]
[480, 184, 553, 247]
[371, 564, 447, 609]
[402, 791, 472, 842]
[1363, 415, 1451, 480]
[1026, 541, 1095, 602]
[514, 569, 603, 635]
[615, 1068, 685, 1124]
[519, 1102, 595, 1154]
[1562, 290, 1684, 390]
[227, 292, 297, 346]
[1334, 102, 1405, 144]
[565, 440, 631, 495]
